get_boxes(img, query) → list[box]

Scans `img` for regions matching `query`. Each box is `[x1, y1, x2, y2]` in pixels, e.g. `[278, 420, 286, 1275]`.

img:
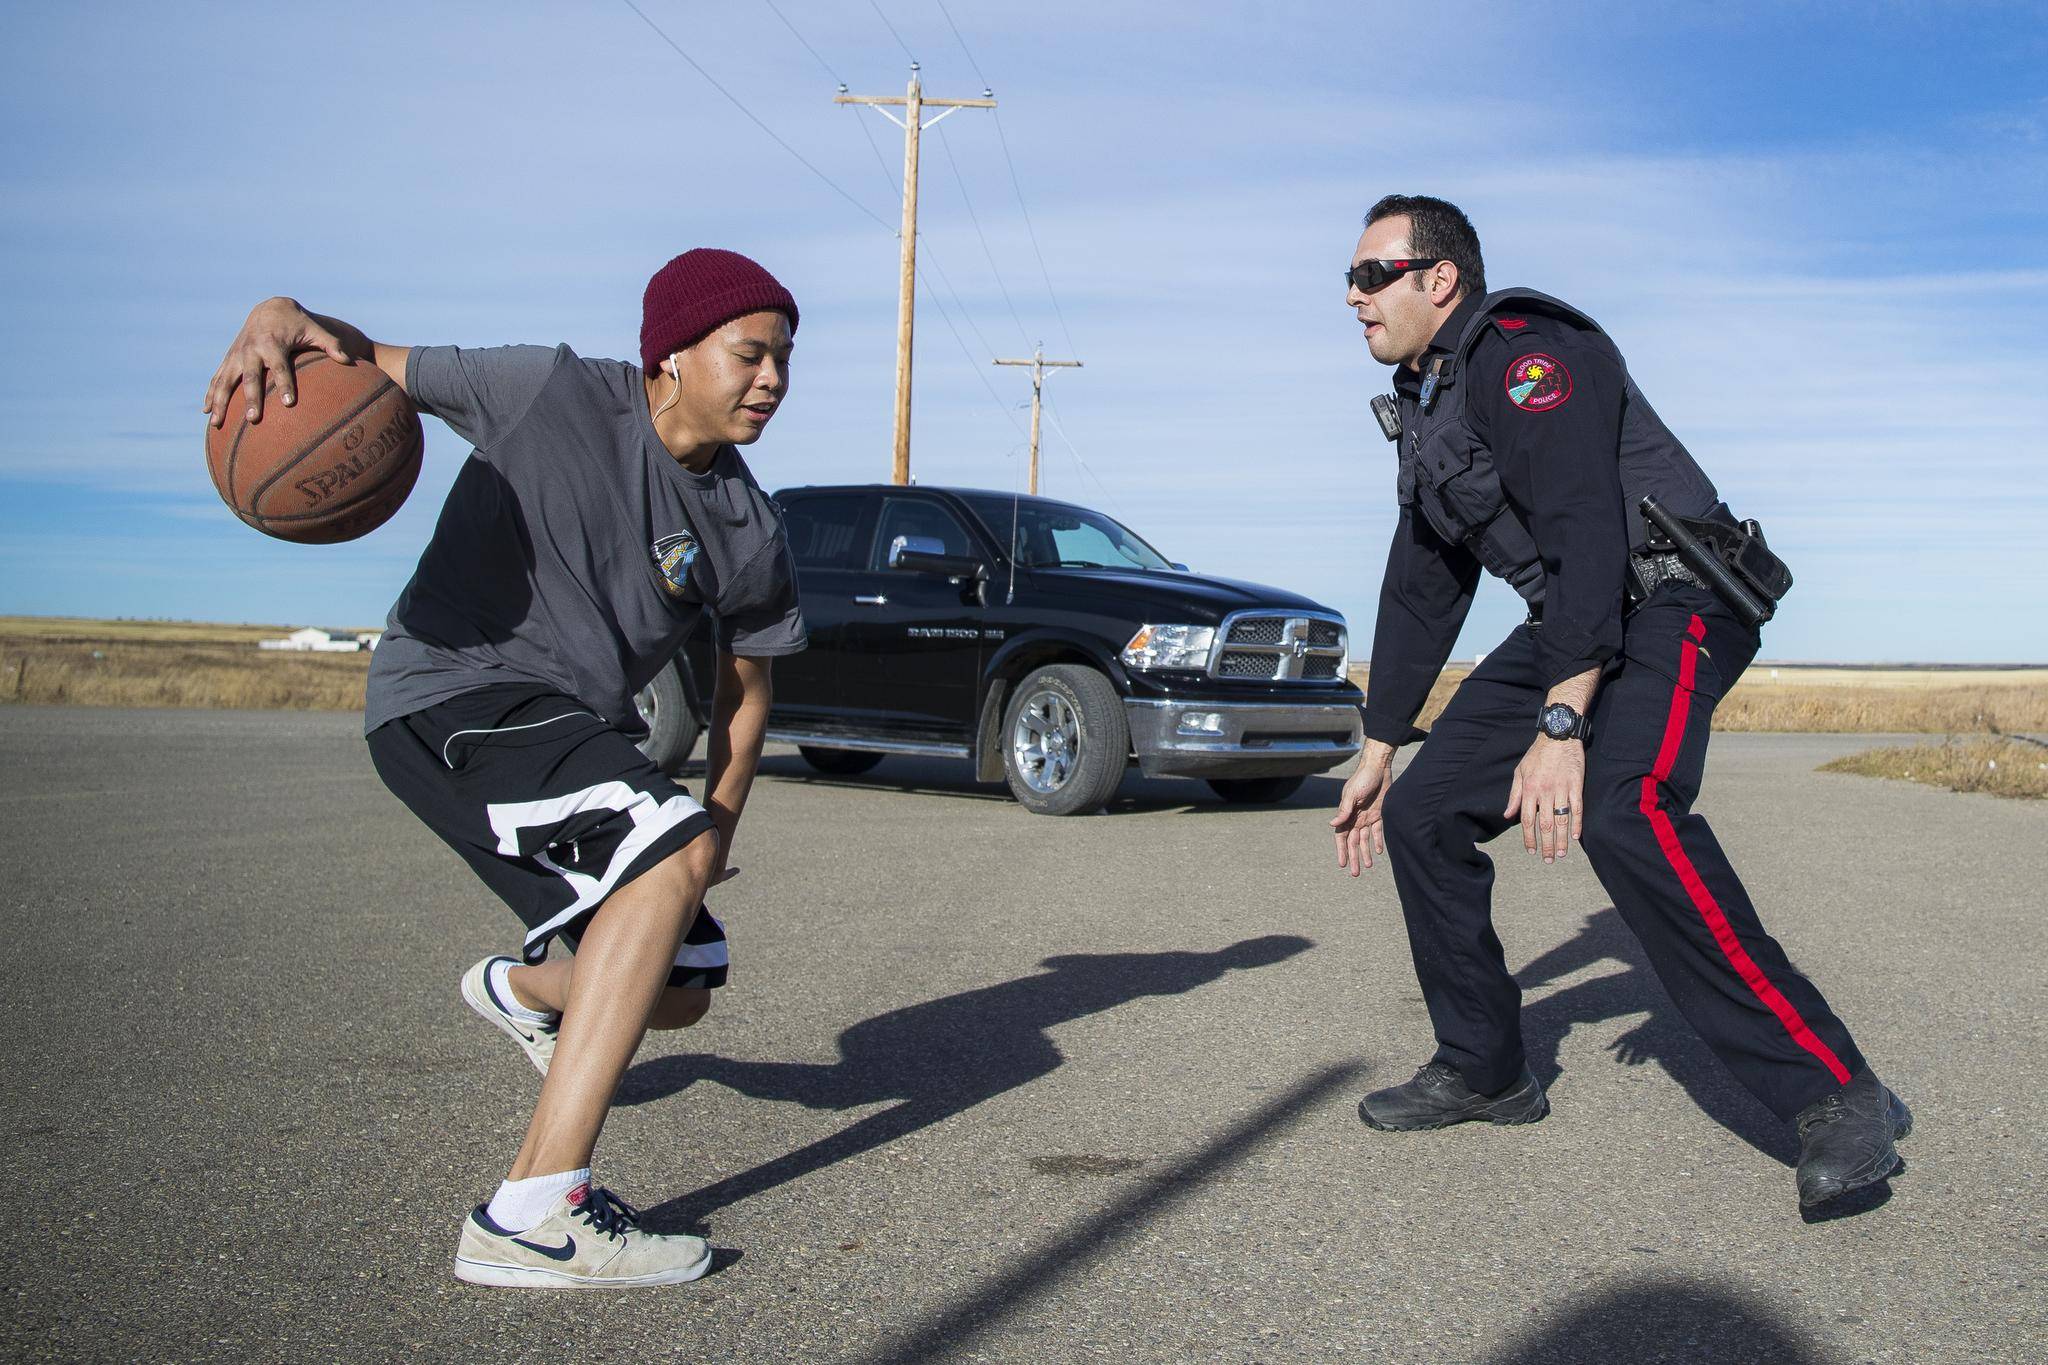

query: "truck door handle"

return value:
[854, 594, 889, 605]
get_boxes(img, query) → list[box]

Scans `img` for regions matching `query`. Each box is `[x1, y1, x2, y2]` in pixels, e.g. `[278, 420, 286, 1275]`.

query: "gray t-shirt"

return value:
[364, 343, 805, 737]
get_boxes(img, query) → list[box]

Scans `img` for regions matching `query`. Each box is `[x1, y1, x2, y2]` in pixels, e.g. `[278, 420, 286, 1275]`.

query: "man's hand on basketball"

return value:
[205, 297, 354, 427]
[1331, 743, 1395, 876]
[1505, 736, 1585, 864]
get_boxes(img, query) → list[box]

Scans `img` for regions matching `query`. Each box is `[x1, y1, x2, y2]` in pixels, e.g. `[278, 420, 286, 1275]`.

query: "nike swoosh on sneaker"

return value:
[511, 1235, 577, 1262]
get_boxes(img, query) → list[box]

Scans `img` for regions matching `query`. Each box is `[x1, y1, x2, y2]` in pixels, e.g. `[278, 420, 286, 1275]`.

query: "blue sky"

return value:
[2, 1, 2043, 661]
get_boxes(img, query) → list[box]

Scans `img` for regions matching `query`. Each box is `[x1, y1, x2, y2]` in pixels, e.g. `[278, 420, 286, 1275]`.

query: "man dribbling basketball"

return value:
[204, 249, 805, 1288]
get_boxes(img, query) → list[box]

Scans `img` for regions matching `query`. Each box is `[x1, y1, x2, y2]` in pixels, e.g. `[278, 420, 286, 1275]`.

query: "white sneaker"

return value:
[454, 1184, 712, 1289]
[460, 956, 557, 1075]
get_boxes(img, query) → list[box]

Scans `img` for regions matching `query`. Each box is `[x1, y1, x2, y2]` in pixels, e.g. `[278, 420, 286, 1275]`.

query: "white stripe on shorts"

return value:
[483, 779, 708, 955]
[677, 913, 729, 971]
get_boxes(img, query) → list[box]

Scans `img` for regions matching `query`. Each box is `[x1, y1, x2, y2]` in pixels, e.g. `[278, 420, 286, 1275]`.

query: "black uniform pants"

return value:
[1381, 583, 1865, 1122]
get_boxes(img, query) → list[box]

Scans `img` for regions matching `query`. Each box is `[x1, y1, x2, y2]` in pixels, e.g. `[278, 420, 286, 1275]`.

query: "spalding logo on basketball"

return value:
[205, 354, 424, 544]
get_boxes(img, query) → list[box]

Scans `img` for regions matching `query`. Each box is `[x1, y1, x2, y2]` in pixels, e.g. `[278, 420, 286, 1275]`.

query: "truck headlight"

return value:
[1121, 623, 1215, 671]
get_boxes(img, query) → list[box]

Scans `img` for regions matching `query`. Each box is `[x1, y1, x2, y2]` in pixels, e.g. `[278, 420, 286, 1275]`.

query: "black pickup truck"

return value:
[634, 484, 1363, 815]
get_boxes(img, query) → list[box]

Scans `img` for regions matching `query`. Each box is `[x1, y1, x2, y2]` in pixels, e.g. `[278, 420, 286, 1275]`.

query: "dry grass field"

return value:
[1709, 673, 2048, 734]
[1386, 664, 2048, 736]
[0, 617, 370, 711]
[1821, 737, 2048, 799]
[4, 619, 2044, 743]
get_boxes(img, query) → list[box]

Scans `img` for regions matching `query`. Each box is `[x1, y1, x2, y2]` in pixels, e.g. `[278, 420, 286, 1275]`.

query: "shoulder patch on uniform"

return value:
[1505, 353, 1572, 412]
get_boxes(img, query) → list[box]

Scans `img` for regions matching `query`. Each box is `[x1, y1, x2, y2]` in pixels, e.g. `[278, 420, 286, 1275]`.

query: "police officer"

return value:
[1328, 194, 1910, 1211]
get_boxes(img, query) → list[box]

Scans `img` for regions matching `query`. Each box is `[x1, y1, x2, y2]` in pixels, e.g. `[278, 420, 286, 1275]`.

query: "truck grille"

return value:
[1207, 612, 1347, 683]
[1227, 618, 1285, 646]
[1218, 650, 1279, 678]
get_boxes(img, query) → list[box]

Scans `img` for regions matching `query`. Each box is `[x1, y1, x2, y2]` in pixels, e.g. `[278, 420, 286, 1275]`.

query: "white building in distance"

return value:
[258, 628, 381, 653]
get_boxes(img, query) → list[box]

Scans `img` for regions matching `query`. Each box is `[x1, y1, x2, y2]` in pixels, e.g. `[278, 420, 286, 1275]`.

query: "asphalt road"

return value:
[2, 707, 2042, 1364]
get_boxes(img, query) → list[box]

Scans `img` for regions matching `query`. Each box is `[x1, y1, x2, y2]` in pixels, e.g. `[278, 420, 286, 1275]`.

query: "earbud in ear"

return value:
[652, 350, 687, 421]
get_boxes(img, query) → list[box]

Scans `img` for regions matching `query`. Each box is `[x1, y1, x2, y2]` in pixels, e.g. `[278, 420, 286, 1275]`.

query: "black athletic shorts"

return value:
[367, 681, 726, 990]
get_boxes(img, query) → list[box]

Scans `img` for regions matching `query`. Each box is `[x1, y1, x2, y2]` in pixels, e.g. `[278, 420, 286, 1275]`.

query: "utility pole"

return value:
[993, 347, 1082, 495]
[836, 66, 996, 485]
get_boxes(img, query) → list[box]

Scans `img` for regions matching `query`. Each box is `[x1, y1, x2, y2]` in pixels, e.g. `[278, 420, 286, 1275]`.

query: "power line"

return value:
[1042, 393, 1125, 519]
[916, 255, 1031, 440]
[761, 0, 842, 82]
[866, 0, 919, 64]
[759, 0, 905, 205]
[935, 121, 1033, 350]
[617, 0, 894, 233]
[933, 0, 992, 89]
[752, 5, 1016, 456]
[836, 70, 1006, 480]
[915, 231, 1005, 366]
[934, 0, 1079, 357]
[750, 3, 1030, 457]
[848, 99, 905, 204]
[994, 347, 1081, 495]
[990, 110, 1078, 358]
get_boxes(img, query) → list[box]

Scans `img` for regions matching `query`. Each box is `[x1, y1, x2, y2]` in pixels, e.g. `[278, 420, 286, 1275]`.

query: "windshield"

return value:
[961, 495, 1174, 571]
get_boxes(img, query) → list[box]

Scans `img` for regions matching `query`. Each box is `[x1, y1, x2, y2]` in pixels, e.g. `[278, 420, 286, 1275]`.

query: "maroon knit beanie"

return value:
[639, 248, 800, 374]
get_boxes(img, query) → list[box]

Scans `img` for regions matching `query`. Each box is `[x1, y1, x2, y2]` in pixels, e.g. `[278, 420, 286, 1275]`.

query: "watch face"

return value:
[1541, 703, 1576, 738]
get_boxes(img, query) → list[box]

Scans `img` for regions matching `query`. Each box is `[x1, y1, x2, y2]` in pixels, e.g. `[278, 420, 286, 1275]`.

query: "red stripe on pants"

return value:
[1637, 614, 1853, 1086]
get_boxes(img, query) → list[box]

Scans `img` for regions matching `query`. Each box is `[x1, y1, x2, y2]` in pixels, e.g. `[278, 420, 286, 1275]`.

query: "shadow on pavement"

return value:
[625, 935, 1315, 1233]
[1112, 773, 1348, 817]
[846, 1061, 1365, 1365]
[1518, 908, 1799, 1166]
[750, 753, 1348, 815]
[750, 753, 1014, 803]
[1484, 1274, 1833, 1363]
[1800, 1168, 1900, 1224]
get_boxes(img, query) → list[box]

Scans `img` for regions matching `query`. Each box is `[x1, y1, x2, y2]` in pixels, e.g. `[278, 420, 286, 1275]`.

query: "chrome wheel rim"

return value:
[634, 682, 660, 729]
[1011, 689, 1081, 795]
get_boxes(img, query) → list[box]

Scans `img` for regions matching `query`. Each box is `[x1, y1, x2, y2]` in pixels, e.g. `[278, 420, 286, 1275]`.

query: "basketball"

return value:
[205, 353, 423, 543]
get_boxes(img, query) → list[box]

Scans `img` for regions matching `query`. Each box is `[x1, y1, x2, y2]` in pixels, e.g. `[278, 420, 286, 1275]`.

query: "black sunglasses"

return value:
[1344, 258, 1445, 293]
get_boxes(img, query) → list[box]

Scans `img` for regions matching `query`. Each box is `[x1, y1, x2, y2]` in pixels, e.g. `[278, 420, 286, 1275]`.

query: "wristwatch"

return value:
[1537, 701, 1593, 742]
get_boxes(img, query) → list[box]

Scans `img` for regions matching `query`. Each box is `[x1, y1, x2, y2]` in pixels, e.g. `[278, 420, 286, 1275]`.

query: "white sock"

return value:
[485, 1167, 591, 1233]
[489, 958, 558, 1024]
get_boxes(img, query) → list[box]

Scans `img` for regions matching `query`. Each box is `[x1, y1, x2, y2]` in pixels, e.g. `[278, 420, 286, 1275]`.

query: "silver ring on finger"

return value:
[1553, 806, 1571, 815]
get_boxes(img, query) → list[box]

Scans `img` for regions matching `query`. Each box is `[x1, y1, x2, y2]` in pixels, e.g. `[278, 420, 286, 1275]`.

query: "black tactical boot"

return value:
[1794, 1071, 1912, 1208]
[1358, 1061, 1549, 1131]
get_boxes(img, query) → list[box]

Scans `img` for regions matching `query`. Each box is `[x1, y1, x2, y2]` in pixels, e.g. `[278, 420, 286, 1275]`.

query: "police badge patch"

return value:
[1505, 353, 1572, 412]
[651, 529, 699, 598]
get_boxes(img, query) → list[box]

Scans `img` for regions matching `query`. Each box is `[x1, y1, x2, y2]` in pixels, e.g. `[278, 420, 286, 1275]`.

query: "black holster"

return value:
[1638, 497, 1794, 627]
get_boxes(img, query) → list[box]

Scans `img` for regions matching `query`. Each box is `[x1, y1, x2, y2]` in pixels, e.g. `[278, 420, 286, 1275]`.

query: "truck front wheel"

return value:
[1001, 664, 1128, 816]
[633, 663, 701, 774]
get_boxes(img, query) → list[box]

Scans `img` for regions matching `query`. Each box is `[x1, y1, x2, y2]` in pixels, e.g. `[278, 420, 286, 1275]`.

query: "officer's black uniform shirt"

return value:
[1362, 293, 1631, 746]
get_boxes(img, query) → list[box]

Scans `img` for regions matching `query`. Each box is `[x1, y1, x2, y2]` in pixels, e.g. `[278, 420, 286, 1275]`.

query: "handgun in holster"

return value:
[1638, 496, 1794, 627]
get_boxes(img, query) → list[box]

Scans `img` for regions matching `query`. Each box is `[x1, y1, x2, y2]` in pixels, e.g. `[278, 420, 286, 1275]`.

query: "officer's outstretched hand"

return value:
[1331, 743, 1396, 876]
[1505, 736, 1585, 864]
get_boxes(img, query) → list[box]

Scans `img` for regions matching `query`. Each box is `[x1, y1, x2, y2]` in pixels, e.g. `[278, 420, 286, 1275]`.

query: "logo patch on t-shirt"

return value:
[1505, 353, 1572, 412]
[651, 530, 699, 598]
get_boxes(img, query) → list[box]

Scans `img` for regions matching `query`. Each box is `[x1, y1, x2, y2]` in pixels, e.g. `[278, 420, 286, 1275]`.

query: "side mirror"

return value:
[1170, 562, 1190, 572]
[889, 533, 986, 580]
